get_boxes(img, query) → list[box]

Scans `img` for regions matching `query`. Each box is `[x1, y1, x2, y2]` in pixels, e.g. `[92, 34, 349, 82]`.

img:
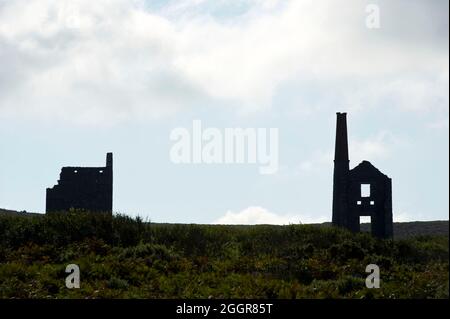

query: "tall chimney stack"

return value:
[332, 113, 350, 226]
[334, 113, 349, 162]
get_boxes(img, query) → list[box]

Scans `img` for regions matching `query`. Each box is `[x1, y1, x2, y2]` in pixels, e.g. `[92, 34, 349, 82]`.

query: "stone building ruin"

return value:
[46, 153, 113, 213]
[332, 113, 393, 239]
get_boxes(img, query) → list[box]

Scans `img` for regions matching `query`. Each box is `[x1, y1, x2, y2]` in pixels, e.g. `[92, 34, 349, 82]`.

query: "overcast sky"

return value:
[0, 0, 448, 224]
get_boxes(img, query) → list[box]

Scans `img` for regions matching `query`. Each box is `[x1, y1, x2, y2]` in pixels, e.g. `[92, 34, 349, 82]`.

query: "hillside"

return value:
[0, 208, 40, 217]
[363, 221, 449, 239]
[0, 211, 448, 299]
[1, 208, 448, 239]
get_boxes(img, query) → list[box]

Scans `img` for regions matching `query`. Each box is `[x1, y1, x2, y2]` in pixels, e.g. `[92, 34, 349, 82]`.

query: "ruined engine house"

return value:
[46, 153, 113, 213]
[332, 113, 393, 239]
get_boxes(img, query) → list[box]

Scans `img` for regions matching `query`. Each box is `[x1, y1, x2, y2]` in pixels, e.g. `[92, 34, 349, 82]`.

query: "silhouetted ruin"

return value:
[332, 113, 393, 239]
[46, 153, 113, 213]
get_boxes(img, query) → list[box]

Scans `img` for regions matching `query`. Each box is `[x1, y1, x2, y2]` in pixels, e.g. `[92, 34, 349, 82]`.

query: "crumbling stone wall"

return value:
[46, 153, 113, 213]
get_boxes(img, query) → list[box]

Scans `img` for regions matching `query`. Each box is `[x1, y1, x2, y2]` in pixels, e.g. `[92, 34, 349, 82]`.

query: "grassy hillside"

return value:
[0, 212, 448, 299]
[0, 208, 40, 217]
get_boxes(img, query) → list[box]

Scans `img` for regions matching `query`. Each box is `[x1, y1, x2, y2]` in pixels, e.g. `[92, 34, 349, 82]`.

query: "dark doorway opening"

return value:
[360, 216, 371, 233]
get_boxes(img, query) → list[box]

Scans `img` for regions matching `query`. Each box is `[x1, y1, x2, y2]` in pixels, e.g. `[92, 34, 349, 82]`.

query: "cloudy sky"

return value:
[0, 0, 448, 224]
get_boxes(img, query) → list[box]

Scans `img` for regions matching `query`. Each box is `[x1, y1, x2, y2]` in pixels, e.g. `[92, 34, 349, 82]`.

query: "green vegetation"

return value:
[0, 212, 448, 299]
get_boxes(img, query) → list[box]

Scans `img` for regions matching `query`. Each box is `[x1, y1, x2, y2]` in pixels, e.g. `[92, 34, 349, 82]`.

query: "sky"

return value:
[0, 0, 448, 224]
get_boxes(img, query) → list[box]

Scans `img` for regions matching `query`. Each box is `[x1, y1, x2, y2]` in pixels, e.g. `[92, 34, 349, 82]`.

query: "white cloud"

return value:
[0, 0, 447, 124]
[349, 130, 407, 164]
[213, 206, 433, 225]
[393, 211, 430, 223]
[213, 206, 328, 225]
[297, 130, 406, 174]
[393, 211, 412, 223]
[427, 117, 449, 130]
[297, 150, 332, 174]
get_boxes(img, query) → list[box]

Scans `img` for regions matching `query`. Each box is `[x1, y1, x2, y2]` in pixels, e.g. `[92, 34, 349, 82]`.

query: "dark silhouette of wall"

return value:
[46, 153, 113, 213]
[332, 113, 393, 239]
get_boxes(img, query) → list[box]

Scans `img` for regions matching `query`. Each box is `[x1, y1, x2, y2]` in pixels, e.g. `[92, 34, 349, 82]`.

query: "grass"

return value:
[0, 211, 448, 299]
